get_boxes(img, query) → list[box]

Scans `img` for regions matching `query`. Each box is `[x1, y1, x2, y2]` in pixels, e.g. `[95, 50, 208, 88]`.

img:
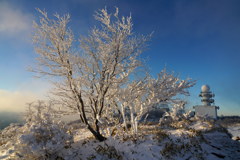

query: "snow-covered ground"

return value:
[1, 121, 240, 160]
[66, 121, 240, 160]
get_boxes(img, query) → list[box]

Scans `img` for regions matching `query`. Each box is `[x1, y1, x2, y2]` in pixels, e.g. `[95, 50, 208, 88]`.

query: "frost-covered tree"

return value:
[32, 8, 195, 141]
[32, 8, 149, 141]
[116, 69, 195, 134]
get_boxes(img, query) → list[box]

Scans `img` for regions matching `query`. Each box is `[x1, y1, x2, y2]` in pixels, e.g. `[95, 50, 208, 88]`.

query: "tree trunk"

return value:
[121, 104, 128, 130]
[87, 125, 106, 141]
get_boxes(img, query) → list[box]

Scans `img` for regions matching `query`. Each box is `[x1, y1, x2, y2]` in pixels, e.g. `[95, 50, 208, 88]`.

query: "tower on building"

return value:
[193, 85, 219, 119]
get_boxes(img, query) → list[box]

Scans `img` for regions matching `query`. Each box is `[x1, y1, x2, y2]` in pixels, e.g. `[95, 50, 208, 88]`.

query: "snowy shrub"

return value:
[160, 137, 204, 159]
[0, 123, 24, 158]
[159, 101, 188, 127]
[122, 134, 139, 143]
[155, 130, 169, 143]
[161, 141, 188, 159]
[0, 123, 23, 146]
[11, 101, 73, 159]
[95, 144, 122, 160]
[168, 102, 186, 121]
[170, 119, 192, 129]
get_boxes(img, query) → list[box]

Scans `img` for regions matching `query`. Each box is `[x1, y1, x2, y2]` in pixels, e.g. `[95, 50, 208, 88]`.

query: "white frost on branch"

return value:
[116, 69, 195, 134]
[31, 7, 195, 140]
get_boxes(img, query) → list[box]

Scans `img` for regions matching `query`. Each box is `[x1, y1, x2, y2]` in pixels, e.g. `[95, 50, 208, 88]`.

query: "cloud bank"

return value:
[0, 79, 51, 113]
[0, 90, 39, 112]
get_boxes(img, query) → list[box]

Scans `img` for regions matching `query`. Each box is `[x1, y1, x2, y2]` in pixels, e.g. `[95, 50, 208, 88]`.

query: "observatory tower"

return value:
[193, 85, 219, 119]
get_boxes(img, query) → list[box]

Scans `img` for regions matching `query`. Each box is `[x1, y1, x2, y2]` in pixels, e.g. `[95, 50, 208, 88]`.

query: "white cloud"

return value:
[0, 79, 51, 112]
[0, 90, 39, 112]
[0, 2, 32, 36]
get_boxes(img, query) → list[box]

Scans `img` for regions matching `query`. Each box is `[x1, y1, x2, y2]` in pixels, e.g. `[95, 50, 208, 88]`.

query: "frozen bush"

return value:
[159, 101, 187, 126]
[7, 101, 73, 159]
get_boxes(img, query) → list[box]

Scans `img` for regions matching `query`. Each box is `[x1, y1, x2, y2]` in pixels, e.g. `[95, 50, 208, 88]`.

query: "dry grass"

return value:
[95, 144, 122, 160]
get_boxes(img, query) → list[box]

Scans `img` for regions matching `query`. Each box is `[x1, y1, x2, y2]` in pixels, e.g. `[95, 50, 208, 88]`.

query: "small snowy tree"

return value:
[159, 100, 190, 128]
[117, 69, 195, 134]
[9, 101, 73, 159]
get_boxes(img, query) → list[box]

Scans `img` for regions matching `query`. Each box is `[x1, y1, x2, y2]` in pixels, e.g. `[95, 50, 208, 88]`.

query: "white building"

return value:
[193, 85, 219, 119]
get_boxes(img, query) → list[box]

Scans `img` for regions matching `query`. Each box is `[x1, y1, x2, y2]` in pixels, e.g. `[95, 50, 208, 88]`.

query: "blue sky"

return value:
[0, 0, 239, 115]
